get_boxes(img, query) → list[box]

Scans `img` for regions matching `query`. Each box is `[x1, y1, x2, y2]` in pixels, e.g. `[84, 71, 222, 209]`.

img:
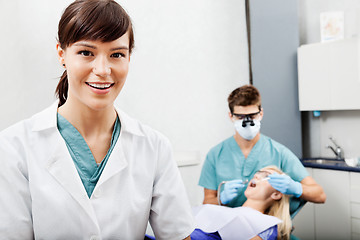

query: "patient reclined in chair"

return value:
[146, 166, 294, 240]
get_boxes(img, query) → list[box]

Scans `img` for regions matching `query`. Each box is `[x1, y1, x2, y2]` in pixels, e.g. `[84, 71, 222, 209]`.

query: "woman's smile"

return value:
[85, 82, 114, 90]
[85, 82, 115, 95]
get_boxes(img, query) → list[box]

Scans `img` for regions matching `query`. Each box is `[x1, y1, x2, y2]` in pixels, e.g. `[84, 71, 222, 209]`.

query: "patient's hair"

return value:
[227, 85, 261, 114]
[262, 166, 292, 240]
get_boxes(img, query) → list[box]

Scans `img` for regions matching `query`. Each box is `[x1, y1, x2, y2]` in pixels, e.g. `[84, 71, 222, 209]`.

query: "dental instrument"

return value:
[249, 177, 270, 187]
[253, 177, 270, 183]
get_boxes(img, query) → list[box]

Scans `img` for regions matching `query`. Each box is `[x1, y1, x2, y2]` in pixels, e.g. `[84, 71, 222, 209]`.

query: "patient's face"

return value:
[244, 169, 276, 201]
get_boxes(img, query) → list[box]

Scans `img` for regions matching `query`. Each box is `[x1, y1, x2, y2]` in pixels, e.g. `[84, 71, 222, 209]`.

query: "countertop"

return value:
[301, 158, 360, 172]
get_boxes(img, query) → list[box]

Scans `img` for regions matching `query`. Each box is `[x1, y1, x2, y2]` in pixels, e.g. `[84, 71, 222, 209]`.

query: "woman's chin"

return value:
[85, 98, 115, 111]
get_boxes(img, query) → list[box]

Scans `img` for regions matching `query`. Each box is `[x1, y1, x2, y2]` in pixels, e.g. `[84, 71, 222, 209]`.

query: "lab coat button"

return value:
[93, 189, 101, 198]
[90, 235, 99, 240]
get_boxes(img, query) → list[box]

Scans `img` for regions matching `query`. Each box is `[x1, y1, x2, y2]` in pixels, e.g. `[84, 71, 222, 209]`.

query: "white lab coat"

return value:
[0, 102, 195, 240]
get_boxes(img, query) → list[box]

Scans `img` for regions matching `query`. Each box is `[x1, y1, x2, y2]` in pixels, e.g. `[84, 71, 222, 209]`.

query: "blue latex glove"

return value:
[268, 173, 303, 198]
[220, 179, 246, 204]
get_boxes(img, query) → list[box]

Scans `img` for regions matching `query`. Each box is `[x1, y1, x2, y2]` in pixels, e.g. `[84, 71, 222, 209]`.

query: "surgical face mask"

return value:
[234, 119, 261, 140]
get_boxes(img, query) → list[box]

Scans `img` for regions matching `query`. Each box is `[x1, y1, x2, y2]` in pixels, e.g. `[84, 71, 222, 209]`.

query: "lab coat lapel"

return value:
[95, 106, 143, 187]
[96, 137, 128, 187]
[33, 102, 98, 224]
[46, 133, 99, 225]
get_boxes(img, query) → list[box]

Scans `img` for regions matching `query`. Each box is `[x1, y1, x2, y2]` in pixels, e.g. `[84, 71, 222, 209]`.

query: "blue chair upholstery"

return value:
[289, 197, 307, 240]
[289, 197, 307, 219]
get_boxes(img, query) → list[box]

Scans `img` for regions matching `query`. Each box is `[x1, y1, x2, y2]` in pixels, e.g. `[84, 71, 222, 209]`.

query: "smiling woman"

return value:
[55, 0, 134, 108]
[56, 36, 130, 112]
[0, 0, 194, 239]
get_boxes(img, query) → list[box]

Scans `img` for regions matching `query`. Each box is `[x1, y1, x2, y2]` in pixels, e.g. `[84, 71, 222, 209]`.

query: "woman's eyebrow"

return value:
[72, 42, 129, 51]
[110, 46, 129, 51]
[73, 42, 96, 49]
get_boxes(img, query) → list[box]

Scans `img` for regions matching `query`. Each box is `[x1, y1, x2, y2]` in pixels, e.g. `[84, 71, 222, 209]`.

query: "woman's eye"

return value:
[111, 52, 125, 58]
[78, 50, 93, 57]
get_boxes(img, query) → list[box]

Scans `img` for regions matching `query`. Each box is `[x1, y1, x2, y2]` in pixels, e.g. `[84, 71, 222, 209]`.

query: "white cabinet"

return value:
[293, 168, 351, 240]
[292, 168, 315, 240]
[313, 168, 351, 240]
[297, 37, 360, 111]
[350, 172, 360, 239]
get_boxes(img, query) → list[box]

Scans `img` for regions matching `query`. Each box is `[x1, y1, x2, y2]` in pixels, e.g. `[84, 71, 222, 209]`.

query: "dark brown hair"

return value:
[227, 84, 261, 113]
[55, 0, 134, 107]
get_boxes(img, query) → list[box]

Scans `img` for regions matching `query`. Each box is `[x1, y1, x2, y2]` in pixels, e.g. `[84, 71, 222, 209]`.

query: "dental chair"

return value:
[290, 197, 307, 240]
[290, 197, 307, 219]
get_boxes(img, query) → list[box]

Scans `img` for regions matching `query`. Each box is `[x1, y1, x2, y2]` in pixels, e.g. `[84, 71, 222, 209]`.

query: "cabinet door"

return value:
[313, 169, 351, 240]
[298, 42, 332, 110]
[292, 168, 315, 240]
[350, 172, 360, 238]
[298, 38, 360, 111]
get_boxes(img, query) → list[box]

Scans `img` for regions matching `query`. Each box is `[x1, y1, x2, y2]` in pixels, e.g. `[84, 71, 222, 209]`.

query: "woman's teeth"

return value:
[86, 82, 113, 89]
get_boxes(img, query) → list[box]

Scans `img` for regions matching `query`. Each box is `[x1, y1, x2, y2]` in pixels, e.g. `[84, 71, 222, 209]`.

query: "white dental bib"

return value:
[193, 204, 281, 240]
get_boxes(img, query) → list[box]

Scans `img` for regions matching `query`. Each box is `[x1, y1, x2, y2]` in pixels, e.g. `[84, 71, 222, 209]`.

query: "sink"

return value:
[301, 158, 360, 172]
[301, 158, 348, 167]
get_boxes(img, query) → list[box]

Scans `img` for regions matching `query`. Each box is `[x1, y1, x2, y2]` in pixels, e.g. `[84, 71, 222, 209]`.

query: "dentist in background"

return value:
[198, 84, 326, 210]
[0, 0, 194, 239]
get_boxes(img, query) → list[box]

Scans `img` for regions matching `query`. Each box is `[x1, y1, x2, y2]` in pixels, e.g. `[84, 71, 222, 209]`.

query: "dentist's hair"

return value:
[55, 0, 134, 107]
[227, 84, 261, 114]
[262, 166, 291, 240]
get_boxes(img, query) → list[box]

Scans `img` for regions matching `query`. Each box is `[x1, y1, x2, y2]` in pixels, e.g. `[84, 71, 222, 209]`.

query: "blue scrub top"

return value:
[198, 134, 308, 207]
[57, 113, 121, 198]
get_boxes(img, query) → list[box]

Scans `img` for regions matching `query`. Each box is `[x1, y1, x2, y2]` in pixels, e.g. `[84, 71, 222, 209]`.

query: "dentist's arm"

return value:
[299, 176, 326, 203]
[203, 188, 219, 205]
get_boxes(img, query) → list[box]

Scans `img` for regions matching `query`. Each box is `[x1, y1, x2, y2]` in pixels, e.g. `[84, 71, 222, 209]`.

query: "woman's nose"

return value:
[253, 174, 262, 180]
[93, 56, 111, 76]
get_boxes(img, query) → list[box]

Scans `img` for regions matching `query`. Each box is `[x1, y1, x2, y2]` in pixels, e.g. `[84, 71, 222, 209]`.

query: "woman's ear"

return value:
[56, 43, 65, 66]
[271, 191, 282, 201]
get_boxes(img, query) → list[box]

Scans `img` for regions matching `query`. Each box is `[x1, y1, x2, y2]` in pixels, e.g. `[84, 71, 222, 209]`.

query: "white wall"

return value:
[299, 0, 360, 159]
[0, 0, 249, 206]
[119, 0, 249, 206]
[0, 0, 72, 130]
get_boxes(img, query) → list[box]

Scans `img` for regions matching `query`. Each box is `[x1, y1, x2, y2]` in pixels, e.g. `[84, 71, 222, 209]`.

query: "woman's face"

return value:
[57, 32, 130, 111]
[244, 169, 279, 201]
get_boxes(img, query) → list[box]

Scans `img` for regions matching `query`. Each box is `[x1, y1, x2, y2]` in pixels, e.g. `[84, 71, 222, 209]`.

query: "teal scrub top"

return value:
[198, 134, 309, 207]
[57, 113, 121, 198]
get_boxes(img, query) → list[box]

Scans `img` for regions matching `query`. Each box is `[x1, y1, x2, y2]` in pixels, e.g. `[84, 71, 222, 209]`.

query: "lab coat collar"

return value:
[31, 101, 59, 132]
[35, 101, 134, 226]
[114, 106, 145, 137]
[31, 101, 145, 137]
